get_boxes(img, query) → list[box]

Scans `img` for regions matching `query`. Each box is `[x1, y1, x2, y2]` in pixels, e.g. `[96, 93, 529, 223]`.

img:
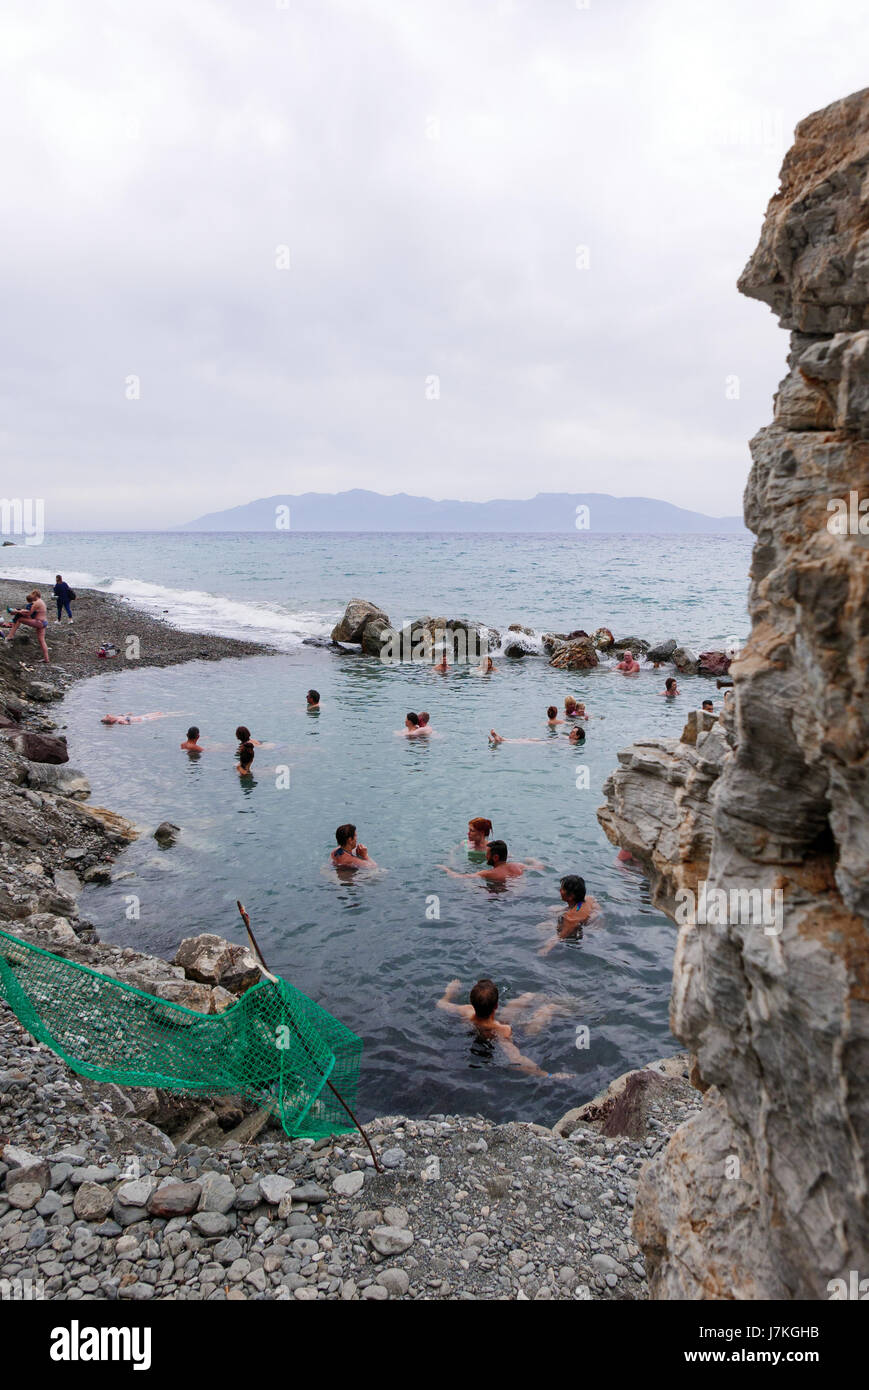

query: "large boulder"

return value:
[611, 636, 650, 655]
[697, 650, 731, 676]
[22, 763, 90, 799]
[671, 645, 699, 675]
[172, 934, 261, 995]
[548, 637, 599, 670]
[646, 638, 678, 663]
[8, 732, 69, 764]
[591, 627, 614, 649]
[360, 616, 394, 658]
[330, 599, 390, 644]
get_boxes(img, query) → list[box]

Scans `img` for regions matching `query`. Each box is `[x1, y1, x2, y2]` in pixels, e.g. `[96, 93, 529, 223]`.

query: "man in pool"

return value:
[568, 725, 585, 744]
[438, 839, 535, 882]
[546, 705, 564, 726]
[436, 978, 568, 1077]
[331, 822, 377, 869]
[615, 650, 640, 675]
[306, 690, 320, 710]
[539, 875, 600, 955]
[417, 710, 432, 732]
[180, 726, 203, 751]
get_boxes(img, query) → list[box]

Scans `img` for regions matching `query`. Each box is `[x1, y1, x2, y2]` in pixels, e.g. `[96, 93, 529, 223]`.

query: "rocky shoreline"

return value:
[0, 574, 702, 1300]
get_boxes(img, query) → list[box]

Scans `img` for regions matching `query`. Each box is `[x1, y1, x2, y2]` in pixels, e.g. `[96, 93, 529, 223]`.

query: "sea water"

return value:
[4, 530, 752, 1124]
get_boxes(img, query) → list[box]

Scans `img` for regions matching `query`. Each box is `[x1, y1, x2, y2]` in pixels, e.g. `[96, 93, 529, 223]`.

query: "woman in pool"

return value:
[236, 740, 255, 775]
[465, 817, 493, 855]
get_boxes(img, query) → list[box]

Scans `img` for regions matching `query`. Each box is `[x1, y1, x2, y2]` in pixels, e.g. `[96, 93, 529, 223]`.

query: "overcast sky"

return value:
[2, 0, 868, 530]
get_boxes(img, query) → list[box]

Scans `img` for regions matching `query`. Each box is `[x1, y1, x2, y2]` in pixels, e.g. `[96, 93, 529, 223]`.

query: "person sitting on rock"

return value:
[4, 590, 50, 663]
[436, 978, 568, 1077]
[661, 677, 680, 697]
[331, 822, 377, 869]
[615, 649, 640, 675]
[539, 875, 600, 955]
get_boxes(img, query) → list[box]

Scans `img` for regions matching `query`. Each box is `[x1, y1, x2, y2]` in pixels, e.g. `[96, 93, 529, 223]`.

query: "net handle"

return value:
[236, 901, 383, 1173]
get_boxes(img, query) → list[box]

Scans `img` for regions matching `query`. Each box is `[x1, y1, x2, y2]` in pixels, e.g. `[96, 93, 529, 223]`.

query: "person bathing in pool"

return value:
[539, 875, 600, 956]
[436, 978, 569, 1078]
[438, 839, 541, 882]
[330, 822, 377, 870]
[465, 816, 492, 853]
[102, 711, 173, 725]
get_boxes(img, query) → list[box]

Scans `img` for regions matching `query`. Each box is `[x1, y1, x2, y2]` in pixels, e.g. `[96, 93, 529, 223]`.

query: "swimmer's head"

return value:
[335, 823, 356, 848]
[468, 816, 492, 838]
[238, 741, 255, 770]
[307, 690, 320, 706]
[547, 706, 558, 719]
[487, 839, 508, 865]
[665, 678, 677, 692]
[560, 874, 586, 905]
[187, 726, 200, 741]
[418, 711, 430, 726]
[569, 726, 585, 742]
[702, 699, 713, 711]
[406, 712, 420, 727]
[565, 696, 577, 713]
[575, 702, 586, 714]
[469, 978, 499, 1020]
[236, 725, 251, 743]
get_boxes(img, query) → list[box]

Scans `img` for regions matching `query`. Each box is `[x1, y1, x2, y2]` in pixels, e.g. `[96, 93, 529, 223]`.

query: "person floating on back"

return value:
[52, 575, 75, 623]
[331, 822, 377, 869]
[539, 875, 600, 955]
[436, 978, 568, 1078]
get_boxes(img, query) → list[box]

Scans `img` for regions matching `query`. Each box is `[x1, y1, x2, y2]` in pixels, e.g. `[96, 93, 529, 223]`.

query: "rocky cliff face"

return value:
[599, 88, 869, 1299]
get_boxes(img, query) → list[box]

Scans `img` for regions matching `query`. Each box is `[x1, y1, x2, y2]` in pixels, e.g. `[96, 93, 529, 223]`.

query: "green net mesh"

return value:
[0, 927, 363, 1139]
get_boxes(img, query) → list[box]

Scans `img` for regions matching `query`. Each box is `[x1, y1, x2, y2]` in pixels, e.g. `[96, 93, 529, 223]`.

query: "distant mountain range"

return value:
[178, 489, 748, 534]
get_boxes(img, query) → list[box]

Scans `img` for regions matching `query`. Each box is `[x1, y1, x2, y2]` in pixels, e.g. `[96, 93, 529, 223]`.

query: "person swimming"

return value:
[572, 701, 590, 721]
[615, 650, 640, 675]
[539, 875, 600, 955]
[399, 712, 424, 737]
[568, 725, 586, 743]
[662, 677, 680, 697]
[235, 724, 263, 746]
[102, 712, 172, 725]
[418, 711, 432, 732]
[547, 705, 564, 726]
[236, 740, 255, 775]
[439, 839, 534, 882]
[489, 729, 544, 745]
[436, 978, 568, 1078]
[466, 816, 493, 853]
[180, 725, 203, 751]
[476, 655, 498, 674]
[330, 822, 377, 869]
[306, 690, 320, 710]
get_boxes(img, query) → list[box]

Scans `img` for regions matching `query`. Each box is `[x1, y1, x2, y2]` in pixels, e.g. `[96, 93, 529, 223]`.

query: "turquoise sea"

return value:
[2, 531, 752, 1124]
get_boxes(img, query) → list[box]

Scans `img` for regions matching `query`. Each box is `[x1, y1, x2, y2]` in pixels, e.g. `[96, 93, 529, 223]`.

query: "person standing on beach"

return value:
[4, 590, 50, 663]
[52, 575, 74, 623]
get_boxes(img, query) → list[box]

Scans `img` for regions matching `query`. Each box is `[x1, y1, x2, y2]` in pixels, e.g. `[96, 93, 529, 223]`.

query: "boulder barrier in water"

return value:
[547, 636, 599, 670]
[646, 638, 678, 663]
[330, 598, 391, 645]
[698, 650, 731, 676]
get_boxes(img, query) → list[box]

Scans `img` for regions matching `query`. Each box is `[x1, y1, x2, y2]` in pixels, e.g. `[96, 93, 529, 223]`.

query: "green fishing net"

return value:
[0, 927, 363, 1139]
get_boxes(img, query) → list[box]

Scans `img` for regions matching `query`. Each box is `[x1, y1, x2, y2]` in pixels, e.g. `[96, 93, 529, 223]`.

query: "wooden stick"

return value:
[236, 901, 382, 1173]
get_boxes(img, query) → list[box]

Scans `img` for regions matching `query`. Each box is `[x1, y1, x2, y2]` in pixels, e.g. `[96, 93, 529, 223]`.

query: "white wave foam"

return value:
[0, 566, 335, 649]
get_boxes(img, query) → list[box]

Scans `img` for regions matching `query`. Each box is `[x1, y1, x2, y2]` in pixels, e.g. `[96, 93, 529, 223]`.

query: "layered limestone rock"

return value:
[599, 88, 869, 1298]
